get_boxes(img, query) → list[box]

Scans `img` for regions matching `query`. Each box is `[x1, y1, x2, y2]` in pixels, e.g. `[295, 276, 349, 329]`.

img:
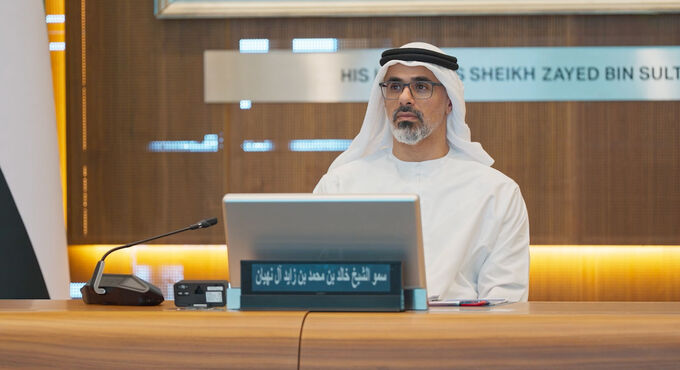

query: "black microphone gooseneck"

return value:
[84, 217, 218, 305]
[99, 217, 218, 262]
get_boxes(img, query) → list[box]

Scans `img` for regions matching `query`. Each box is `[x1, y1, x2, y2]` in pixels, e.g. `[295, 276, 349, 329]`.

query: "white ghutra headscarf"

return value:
[328, 42, 494, 171]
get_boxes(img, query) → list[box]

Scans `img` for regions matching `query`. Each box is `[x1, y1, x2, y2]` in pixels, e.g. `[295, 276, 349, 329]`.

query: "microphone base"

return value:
[81, 274, 164, 306]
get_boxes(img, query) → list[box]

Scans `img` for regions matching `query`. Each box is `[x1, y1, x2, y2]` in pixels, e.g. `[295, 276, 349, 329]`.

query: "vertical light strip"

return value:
[81, 89, 86, 151]
[82, 165, 88, 235]
[81, 0, 87, 236]
[81, 0, 87, 152]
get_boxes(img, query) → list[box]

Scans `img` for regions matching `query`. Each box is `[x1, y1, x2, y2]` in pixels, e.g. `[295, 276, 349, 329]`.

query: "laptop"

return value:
[222, 193, 427, 291]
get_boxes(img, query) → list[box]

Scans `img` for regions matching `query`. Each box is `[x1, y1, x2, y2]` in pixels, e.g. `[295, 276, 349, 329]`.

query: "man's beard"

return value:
[389, 106, 432, 145]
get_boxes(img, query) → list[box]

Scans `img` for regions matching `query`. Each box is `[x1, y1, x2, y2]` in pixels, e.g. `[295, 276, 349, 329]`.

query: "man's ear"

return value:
[447, 99, 452, 115]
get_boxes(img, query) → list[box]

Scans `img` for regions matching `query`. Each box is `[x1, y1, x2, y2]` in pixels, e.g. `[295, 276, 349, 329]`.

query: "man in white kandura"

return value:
[314, 42, 530, 302]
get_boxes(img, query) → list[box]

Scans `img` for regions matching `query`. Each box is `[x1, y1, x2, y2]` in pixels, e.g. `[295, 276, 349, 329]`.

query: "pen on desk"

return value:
[459, 300, 490, 306]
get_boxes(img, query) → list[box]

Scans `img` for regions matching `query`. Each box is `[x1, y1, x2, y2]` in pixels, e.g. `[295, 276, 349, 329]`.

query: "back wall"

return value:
[66, 0, 680, 247]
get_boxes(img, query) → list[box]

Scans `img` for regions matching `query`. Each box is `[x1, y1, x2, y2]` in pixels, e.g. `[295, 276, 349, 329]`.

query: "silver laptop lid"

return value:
[222, 193, 426, 290]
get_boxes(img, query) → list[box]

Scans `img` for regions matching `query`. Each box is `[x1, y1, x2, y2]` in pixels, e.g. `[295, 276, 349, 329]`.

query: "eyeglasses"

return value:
[379, 80, 444, 100]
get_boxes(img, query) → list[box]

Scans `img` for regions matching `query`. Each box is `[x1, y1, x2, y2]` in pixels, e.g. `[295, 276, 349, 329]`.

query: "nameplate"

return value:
[240, 261, 403, 311]
[205, 47, 680, 103]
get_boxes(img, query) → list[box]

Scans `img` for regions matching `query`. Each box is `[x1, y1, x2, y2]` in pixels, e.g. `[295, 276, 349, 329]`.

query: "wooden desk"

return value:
[0, 300, 304, 369]
[1, 301, 679, 369]
[300, 302, 680, 369]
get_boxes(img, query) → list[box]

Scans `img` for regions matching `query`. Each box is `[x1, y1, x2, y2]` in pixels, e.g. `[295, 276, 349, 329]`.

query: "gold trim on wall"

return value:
[155, 0, 680, 18]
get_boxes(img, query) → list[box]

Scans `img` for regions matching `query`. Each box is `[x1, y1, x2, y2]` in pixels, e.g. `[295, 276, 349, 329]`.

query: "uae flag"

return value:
[0, 0, 70, 299]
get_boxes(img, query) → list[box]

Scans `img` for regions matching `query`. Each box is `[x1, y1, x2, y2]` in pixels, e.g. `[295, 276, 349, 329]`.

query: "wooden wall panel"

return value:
[67, 0, 228, 243]
[66, 0, 680, 245]
[227, 103, 367, 193]
[575, 102, 680, 244]
[469, 102, 577, 244]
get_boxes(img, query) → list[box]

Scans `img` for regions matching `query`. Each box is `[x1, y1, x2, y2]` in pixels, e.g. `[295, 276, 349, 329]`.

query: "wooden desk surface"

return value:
[0, 300, 305, 369]
[301, 302, 680, 369]
[1, 301, 679, 369]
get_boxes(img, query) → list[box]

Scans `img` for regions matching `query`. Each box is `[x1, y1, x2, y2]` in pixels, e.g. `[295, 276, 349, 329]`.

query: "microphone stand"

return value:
[82, 217, 217, 305]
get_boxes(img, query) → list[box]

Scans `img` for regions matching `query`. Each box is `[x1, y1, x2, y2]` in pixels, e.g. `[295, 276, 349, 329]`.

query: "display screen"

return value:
[243, 262, 399, 294]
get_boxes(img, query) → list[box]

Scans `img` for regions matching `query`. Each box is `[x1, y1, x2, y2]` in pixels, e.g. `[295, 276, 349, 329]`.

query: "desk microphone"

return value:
[80, 217, 218, 306]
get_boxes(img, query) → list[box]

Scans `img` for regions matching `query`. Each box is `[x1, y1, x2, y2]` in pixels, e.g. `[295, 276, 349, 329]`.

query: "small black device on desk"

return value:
[174, 280, 229, 308]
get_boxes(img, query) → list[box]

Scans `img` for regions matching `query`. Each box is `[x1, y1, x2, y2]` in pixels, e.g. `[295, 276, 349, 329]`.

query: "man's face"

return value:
[382, 64, 452, 145]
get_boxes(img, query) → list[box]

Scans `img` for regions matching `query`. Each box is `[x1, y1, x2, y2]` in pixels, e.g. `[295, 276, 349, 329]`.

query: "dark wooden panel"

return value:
[66, 1, 680, 244]
[469, 102, 578, 245]
[227, 103, 367, 193]
[574, 102, 680, 244]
